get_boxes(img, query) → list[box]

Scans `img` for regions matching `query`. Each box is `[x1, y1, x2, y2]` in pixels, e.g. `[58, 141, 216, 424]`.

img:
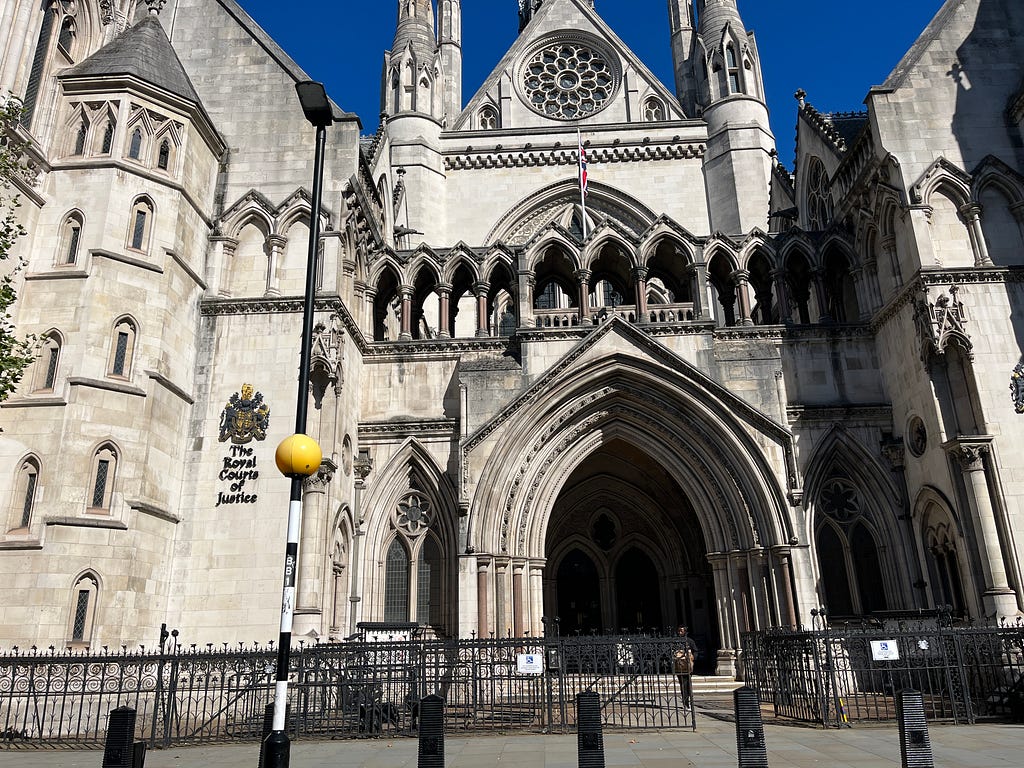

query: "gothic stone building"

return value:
[1, 0, 1023, 676]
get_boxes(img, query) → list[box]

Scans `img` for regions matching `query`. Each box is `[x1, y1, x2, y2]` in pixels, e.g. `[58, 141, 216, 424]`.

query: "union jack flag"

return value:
[578, 130, 588, 197]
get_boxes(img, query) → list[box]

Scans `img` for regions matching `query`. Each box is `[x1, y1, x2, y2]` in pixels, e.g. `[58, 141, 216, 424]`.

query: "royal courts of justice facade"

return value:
[1, 0, 1023, 676]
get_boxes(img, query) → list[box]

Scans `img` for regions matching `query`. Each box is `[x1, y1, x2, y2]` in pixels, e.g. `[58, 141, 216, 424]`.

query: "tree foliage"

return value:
[0, 97, 36, 402]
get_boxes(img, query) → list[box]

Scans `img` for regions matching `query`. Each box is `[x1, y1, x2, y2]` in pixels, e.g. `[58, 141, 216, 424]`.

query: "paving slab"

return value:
[2, 716, 1024, 767]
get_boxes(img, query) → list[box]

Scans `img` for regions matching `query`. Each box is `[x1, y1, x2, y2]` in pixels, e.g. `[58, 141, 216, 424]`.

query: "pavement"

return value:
[1, 714, 1023, 768]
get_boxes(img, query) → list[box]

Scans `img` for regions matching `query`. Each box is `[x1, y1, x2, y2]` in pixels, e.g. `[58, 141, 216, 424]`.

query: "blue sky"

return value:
[241, 0, 944, 166]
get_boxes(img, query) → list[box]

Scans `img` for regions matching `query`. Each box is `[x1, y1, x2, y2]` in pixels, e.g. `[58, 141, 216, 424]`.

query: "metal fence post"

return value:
[734, 686, 768, 768]
[576, 691, 604, 768]
[897, 689, 934, 768]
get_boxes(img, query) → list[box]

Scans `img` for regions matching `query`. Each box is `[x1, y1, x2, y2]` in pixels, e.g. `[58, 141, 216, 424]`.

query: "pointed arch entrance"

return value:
[544, 439, 717, 669]
[464, 324, 804, 677]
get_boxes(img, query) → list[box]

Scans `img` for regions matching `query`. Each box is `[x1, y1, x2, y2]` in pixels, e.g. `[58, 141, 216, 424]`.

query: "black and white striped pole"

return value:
[260, 81, 334, 768]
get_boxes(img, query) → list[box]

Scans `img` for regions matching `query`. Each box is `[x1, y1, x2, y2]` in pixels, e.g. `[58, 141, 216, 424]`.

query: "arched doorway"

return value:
[543, 438, 719, 670]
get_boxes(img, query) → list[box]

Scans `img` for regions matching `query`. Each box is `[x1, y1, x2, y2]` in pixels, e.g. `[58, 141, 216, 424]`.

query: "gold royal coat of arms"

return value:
[219, 384, 270, 444]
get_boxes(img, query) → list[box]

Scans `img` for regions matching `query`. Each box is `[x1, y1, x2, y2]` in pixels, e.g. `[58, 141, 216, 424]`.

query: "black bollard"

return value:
[577, 691, 605, 768]
[418, 694, 444, 768]
[734, 686, 768, 768]
[897, 689, 934, 768]
[132, 741, 147, 767]
[257, 703, 275, 768]
[102, 707, 137, 768]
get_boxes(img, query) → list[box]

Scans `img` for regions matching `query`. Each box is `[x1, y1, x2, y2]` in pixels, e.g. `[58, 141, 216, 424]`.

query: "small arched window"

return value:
[100, 120, 115, 155]
[157, 139, 171, 171]
[127, 198, 153, 252]
[9, 457, 40, 531]
[88, 444, 118, 511]
[73, 120, 87, 155]
[479, 107, 498, 130]
[416, 536, 443, 626]
[33, 333, 61, 392]
[726, 45, 742, 94]
[68, 573, 99, 645]
[384, 538, 410, 622]
[59, 213, 83, 265]
[806, 157, 833, 230]
[57, 17, 76, 56]
[128, 128, 143, 160]
[643, 98, 664, 122]
[108, 318, 137, 378]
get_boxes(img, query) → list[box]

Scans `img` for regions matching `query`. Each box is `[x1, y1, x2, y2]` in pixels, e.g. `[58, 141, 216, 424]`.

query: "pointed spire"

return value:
[697, 0, 744, 45]
[392, 0, 437, 63]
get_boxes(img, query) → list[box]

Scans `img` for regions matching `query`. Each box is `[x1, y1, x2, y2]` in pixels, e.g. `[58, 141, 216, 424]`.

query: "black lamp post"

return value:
[260, 80, 335, 768]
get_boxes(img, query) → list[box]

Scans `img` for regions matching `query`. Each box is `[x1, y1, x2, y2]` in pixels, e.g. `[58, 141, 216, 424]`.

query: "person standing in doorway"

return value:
[673, 625, 698, 709]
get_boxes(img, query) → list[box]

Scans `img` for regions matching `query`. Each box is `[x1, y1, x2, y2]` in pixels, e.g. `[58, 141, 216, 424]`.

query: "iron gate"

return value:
[742, 616, 1024, 726]
[0, 634, 695, 748]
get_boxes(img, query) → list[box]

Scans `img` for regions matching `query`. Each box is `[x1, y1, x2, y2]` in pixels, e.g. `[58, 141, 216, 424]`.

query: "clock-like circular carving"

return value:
[907, 416, 927, 457]
[518, 36, 620, 121]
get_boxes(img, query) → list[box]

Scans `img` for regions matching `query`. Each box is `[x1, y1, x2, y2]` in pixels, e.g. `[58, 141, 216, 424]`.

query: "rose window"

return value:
[521, 41, 617, 120]
[396, 492, 431, 535]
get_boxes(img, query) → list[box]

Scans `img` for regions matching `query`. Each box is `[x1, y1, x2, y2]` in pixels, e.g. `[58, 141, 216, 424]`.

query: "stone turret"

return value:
[694, 0, 775, 235]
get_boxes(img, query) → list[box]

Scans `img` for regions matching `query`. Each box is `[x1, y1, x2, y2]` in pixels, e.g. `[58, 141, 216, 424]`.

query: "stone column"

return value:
[518, 270, 535, 328]
[0, 0, 38, 96]
[208, 236, 238, 297]
[771, 546, 798, 628]
[881, 235, 902, 287]
[494, 556, 510, 636]
[294, 460, 337, 637]
[632, 266, 649, 321]
[474, 281, 490, 337]
[960, 203, 993, 267]
[399, 285, 413, 340]
[732, 270, 754, 326]
[688, 263, 709, 321]
[529, 560, 545, 637]
[708, 552, 737, 676]
[349, 452, 373, 636]
[512, 559, 527, 637]
[264, 234, 286, 296]
[811, 267, 830, 323]
[436, 282, 452, 339]
[477, 556, 491, 637]
[850, 267, 870, 321]
[363, 287, 377, 339]
[771, 269, 791, 323]
[575, 269, 592, 324]
[946, 439, 1018, 617]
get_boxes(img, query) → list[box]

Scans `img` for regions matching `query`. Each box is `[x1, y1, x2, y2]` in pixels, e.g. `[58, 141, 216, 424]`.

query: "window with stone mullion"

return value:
[92, 460, 110, 508]
[20, 471, 37, 528]
[71, 589, 90, 641]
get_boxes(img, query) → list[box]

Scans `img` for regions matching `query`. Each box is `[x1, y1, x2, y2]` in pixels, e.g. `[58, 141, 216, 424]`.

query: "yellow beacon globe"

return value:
[275, 434, 323, 477]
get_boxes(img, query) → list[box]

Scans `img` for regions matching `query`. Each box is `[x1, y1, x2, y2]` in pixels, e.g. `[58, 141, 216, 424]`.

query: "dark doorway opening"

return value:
[557, 549, 602, 634]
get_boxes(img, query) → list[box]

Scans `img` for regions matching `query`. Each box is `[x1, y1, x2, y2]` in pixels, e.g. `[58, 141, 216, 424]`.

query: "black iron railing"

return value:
[0, 634, 695, 749]
[742, 615, 1024, 727]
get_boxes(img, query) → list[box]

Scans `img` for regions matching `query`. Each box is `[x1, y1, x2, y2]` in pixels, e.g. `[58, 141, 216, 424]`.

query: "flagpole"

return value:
[578, 128, 588, 240]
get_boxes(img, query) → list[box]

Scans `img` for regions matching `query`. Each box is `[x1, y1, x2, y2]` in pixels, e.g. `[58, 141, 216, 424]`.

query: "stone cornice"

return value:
[444, 140, 705, 172]
[787, 404, 894, 426]
[91, 248, 164, 275]
[1, 396, 68, 409]
[44, 515, 128, 531]
[165, 249, 206, 290]
[145, 370, 194, 405]
[366, 338, 514, 360]
[200, 294, 371, 354]
[68, 377, 147, 397]
[358, 419, 459, 441]
[128, 499, 180, 524]
[24, 269, 89, 282]
[870, 267, 1024, 331]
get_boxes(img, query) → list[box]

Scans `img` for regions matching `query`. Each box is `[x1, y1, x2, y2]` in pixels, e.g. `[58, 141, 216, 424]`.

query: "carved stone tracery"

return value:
[913, 284, 971, 366]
